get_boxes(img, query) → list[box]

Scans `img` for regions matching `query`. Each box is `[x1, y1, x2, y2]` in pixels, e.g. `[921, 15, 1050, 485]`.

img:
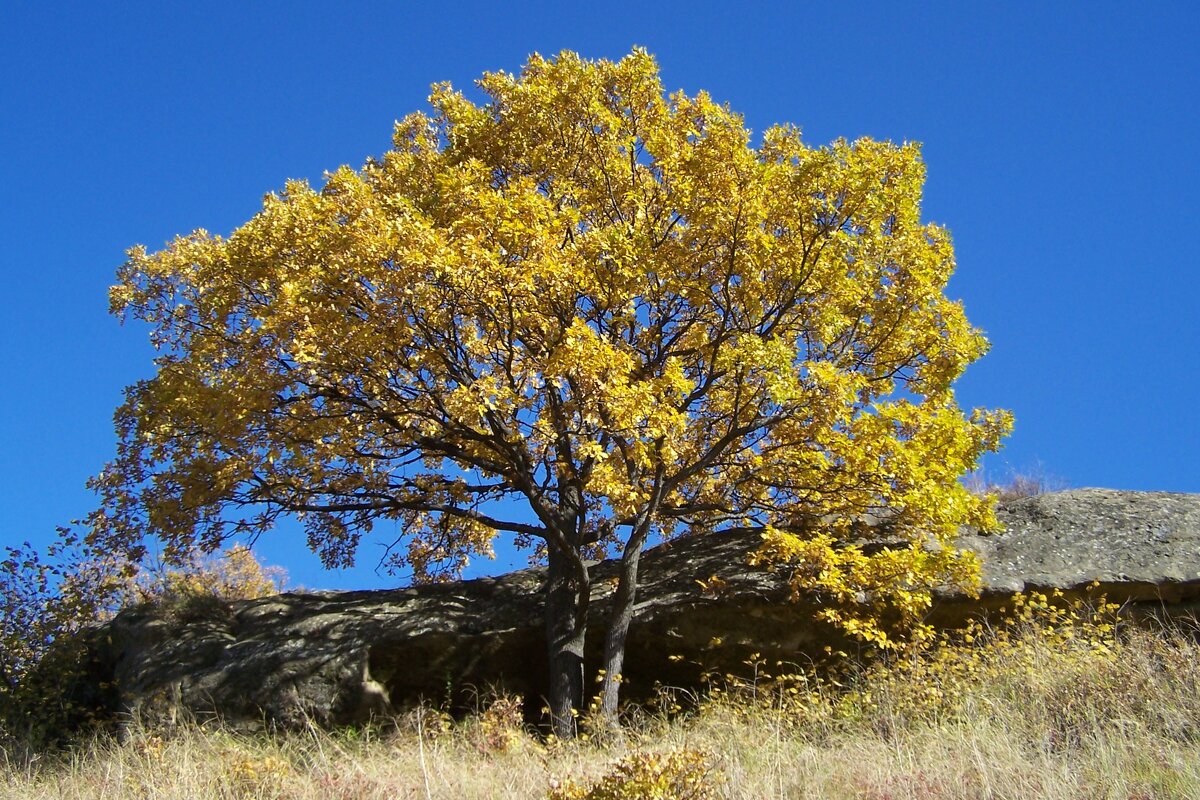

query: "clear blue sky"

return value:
[2, 2, 1197, 590]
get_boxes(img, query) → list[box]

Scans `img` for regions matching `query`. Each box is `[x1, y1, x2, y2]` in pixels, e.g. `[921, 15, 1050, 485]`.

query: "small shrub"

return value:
[130, 544, 287, 608]
[470, 693, 528, 754]
[693, 587, 1126, 749]
[395, 703, 455, 742]
[0, 534, 285, 754]
[963, 463, 1067, 501]
[0, 529, 134, 749]
[547, 748, 722, 799]
[224, 752, 293, 797]
[853, 590, 1116, 717]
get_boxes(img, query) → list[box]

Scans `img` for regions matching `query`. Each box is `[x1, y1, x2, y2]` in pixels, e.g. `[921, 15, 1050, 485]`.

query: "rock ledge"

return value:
[72, 489, 1200, 729]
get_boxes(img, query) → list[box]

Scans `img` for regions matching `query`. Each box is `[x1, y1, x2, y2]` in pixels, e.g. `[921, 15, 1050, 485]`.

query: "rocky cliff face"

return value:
[69, 489, 1200, 730]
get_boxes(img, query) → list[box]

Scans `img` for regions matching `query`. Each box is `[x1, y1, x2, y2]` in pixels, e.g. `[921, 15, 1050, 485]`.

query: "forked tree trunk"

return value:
[597, 542, 645, 726]
[544, 546, 588, 739]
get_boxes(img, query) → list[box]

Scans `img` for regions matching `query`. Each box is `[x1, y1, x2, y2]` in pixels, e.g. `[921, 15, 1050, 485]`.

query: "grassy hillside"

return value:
[5, 596, 1198, 799]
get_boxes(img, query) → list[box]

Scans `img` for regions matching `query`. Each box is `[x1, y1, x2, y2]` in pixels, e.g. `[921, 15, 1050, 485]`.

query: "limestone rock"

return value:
[69, 489, 1200, 730]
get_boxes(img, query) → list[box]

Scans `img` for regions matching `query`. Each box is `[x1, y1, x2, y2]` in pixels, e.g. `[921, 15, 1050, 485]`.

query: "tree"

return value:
[90, 49, 1011, 737]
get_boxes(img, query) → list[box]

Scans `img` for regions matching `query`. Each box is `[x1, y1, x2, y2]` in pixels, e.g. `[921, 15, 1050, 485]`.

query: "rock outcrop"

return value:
[69, 489, 1200, 730]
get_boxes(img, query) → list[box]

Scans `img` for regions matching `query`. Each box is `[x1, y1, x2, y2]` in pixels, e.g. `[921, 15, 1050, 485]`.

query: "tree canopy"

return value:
[91, 48, 1010, 735]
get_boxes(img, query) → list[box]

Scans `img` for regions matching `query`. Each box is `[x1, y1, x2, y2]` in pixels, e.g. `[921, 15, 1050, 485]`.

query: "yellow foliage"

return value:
[833, 590, 1123, 725]
[469, 693, 529, 754]
[224, 751, 292, 797]
[131, 544, 286, 607]
[95, 46, 1006, 570]
[547, 748, 721, 799]
[1, 533, 285, 748]
[90, 47, 1009, 724]
[704, 588, 1124, 738]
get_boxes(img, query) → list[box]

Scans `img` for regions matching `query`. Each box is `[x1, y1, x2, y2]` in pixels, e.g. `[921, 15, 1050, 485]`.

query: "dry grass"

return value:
[962, 462, 1069, 502]
[4, 607, 1199, 799]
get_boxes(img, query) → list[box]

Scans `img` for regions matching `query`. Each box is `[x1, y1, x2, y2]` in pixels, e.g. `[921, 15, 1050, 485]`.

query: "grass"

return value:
[962, 463, 1069, 502]
[4, 599, 1199, 799]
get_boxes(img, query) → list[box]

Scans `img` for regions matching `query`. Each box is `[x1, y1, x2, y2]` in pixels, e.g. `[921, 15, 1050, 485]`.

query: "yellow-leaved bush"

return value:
[547, 748, 721, 800]
[90, 48, 1010, 732]
[130, 544, 286, 609]
[698, 588, 1124, 736]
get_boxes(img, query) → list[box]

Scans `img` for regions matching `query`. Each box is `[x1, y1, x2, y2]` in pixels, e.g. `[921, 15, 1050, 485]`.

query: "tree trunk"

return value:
[597, 542, 644, 726]
[544, 545, 588, 739]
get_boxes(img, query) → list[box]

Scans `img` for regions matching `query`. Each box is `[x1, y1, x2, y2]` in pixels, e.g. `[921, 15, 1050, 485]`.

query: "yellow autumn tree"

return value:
[90, 49, 1010, 737]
